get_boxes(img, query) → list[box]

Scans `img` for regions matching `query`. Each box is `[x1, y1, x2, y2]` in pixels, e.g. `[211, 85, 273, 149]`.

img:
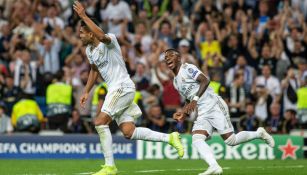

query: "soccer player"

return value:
[73, 2, 184, 175]
[164, 49, 275, 175]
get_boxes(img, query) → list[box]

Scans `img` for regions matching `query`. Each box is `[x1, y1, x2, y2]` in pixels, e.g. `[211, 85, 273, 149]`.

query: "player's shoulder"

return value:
[182, 63, 198, 69]
[182, 63, 199, 73]
[105, 33, 117, 42]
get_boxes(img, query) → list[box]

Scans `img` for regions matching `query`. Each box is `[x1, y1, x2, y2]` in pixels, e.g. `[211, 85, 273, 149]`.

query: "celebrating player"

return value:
[73, 2, 184, 175]
[164, 49, 275, 175]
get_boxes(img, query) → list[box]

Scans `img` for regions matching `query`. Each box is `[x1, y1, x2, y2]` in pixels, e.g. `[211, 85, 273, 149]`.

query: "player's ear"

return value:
[89, 32, 94, 38]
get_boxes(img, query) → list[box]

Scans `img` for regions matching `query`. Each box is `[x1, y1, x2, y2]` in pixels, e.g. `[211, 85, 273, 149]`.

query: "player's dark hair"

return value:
[164, 48, 181, 57]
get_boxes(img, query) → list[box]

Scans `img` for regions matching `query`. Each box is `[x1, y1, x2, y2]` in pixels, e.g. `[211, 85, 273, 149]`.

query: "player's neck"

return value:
[173, 63, 182, 75]
[89, 39, 101, 51]
[92, 39, 100, 47]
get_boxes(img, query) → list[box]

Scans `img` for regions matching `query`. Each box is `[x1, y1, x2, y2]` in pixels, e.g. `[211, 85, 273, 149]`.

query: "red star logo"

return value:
[278, 139, 299, 160]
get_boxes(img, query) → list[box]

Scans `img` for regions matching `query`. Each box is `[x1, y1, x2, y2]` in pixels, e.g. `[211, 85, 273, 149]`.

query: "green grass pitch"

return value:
[0, 159, 306, 175]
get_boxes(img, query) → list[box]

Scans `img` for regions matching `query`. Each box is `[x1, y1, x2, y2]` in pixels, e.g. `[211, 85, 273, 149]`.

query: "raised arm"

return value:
[73, 1, 111, 44]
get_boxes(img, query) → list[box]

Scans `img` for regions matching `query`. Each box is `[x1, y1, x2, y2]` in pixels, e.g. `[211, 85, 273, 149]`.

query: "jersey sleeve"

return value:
[184, 64, 202, 81]
[85, 46, 94, 64]
[105, 33, 118, 48]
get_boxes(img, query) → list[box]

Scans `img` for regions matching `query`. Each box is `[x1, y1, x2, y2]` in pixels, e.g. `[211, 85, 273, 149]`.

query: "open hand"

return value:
[183, 100, 197, 115]
[173, 112, 187, 122]
[73, 1, 86, 18]
[79, 92, 89, 109]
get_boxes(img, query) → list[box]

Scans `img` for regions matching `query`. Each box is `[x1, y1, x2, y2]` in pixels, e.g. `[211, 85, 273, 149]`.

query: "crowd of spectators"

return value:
[0, 0, 307, 135]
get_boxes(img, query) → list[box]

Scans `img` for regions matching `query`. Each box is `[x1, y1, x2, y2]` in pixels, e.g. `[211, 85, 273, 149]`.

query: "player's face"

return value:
[79, 27, 92, 45]
[164, 51, 180, 70]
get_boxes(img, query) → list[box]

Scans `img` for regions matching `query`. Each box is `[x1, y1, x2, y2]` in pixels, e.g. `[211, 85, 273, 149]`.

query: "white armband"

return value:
[193, 96, 200, 102]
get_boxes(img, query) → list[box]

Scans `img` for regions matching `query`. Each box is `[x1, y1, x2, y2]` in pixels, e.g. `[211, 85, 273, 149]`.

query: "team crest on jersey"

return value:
[188, 68, 194, 73]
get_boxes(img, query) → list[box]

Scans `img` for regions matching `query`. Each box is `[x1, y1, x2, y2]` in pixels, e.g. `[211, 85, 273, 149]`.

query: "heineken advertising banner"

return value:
[0, 135, 303, 159]
[137, 135, 304, 160]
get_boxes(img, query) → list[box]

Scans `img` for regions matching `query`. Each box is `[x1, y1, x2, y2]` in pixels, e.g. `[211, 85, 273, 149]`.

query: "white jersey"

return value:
[173, 63, 218, 111]
[86, 33, 135, 92]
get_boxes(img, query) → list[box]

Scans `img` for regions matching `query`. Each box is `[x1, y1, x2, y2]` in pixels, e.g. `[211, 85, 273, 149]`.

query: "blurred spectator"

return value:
[255, 64, 281, 102]
[222, 34, 247, 69]
[153, 15, 174, 48]
[283, 29, 307, 67]
[252, 44, 278, 75]
[281, 109, 298, 134]
[281, 67, 300, 112]
[170, 1, 192, 44]
[297, 59, 307, 85]
[0, 101, 13, 134]
[11, 93, 45, 133]
[46, 70, 72, 132]
[142, 0, 170, 20]
[146, 105, 170, 133]
[266, 103, 283, 134]
[121, 21, 153, 55]
[65, 44, 88, 86]
[43, 4, 65, 30]
[2, 75, 19, 115]
[36, 36, 61, 74]
[141, 84, 160, 113]
[208, 72, 227, 97]
[238, 102, 261, 131]
[225, 72, 248, 119]
[74, 70, 94, 119]
[199, 29, 223, 69]
[104, 0, 132, 36]
[251, 84, 273, 122]
[0, 72, 4, 99]
[178, 39, 197, 65]
[226, 55, 256, 90]
[91, 81, 107, 119]
[256, 1, 270, 34]
[67, 108, 92, 134]
[14, 48, 39, 95]
[0, 23, 11, 64]
[173, 26, 193, 50]
[132, 62, 151, 91]
[297, 77, 307, 128]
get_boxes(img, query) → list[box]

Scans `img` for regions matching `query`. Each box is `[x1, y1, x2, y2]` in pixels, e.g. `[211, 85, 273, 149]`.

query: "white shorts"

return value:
[101, 87, 142, 125]
[192, 96, 234, 135]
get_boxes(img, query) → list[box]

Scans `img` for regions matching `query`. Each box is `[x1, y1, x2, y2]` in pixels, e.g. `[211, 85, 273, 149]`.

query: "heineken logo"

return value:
[137, 135, 303, 160]
[278, 139, 299, 160]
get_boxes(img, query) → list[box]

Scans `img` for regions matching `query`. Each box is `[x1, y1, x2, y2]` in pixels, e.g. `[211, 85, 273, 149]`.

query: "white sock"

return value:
[131, 127, 169, 142]
[95, 125, 115, 166]
[225, 131, 260, 146]
[192, 134, 219, 167]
